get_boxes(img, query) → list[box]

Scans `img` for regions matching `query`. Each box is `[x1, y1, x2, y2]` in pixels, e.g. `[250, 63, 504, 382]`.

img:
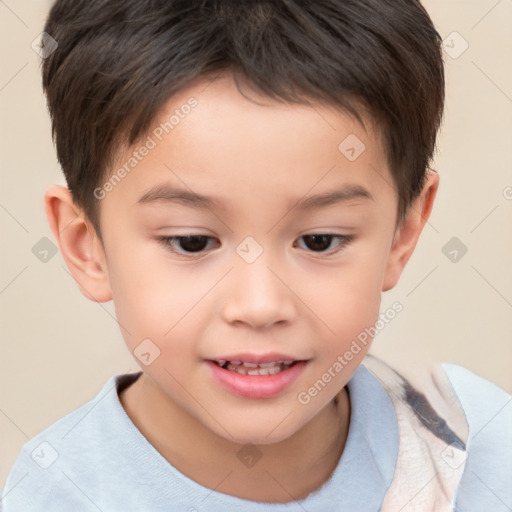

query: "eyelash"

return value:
[156, 234, 354, 257]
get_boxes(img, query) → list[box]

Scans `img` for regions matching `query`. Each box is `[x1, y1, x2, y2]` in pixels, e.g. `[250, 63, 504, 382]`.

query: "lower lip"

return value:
[205, 361, 308, 399]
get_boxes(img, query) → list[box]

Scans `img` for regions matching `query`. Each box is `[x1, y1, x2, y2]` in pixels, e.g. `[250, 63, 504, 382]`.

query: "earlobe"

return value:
[382, 170, 439, 292]
[44, 185, 112, 303]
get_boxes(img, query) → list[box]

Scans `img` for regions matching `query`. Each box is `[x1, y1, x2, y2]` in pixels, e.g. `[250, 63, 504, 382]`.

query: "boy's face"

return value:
[54, 72, 436, 444]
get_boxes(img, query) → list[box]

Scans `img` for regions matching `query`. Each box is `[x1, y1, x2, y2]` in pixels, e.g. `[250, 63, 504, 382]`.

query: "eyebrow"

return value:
[136, 183, 373, 211]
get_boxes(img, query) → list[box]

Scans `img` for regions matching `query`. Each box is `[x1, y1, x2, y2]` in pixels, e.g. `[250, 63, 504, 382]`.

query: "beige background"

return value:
[1, 0, 511, 490]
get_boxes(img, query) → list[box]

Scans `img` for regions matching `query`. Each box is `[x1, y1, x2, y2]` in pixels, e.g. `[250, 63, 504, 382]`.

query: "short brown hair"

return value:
[42, 0, 444, 237]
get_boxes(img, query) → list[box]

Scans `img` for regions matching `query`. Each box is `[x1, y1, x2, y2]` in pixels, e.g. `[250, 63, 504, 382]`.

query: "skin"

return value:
[45, 71, 438, 503]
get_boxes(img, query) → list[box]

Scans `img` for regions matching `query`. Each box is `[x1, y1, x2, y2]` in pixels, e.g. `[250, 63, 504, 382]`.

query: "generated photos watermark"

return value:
[297, 301, 403, 405]
[93, 97, 198, 200]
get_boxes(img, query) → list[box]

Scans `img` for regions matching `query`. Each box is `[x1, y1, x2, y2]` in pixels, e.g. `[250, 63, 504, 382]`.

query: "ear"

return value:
[44, 185, 112, 303]
[382, 170, 439, 292]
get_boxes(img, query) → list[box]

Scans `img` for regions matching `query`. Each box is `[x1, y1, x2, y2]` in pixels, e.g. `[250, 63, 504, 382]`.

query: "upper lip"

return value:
[208, 352, 307, 364]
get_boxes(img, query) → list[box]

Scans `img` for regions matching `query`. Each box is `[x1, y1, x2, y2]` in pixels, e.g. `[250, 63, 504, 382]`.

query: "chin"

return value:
[211, 419, 300, 446]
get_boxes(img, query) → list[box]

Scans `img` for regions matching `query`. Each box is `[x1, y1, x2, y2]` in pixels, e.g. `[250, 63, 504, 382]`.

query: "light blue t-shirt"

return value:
[1, 359, 511, 511]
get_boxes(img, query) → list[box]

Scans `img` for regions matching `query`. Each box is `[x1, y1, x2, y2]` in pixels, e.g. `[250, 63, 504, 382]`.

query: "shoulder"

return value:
[0, 374, 131, 511]
[363, 355, 511, 511]
[441, 362, 511, 415]
[363, 355, 511, 438]
[441, 363, 512, 511]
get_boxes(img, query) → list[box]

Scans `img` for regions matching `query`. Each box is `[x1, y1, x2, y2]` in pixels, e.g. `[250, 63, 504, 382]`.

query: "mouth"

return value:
[205, 354, 309, 399]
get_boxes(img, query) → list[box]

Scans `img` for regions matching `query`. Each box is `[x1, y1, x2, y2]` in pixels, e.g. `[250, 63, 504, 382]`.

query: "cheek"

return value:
[324, 280, 381, 355]
[106, 238, 208, 349]
[308, 245, 388, 354]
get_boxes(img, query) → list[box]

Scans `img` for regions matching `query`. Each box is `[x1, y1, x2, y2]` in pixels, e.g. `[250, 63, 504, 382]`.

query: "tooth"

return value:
[282, 360, 294, 365]
[230, 360, 242, 365]
[217, 360, 226, 366]
[224, 362, 287, 376]
[243, 362, 258, 368]
[259, 362, 277, 368]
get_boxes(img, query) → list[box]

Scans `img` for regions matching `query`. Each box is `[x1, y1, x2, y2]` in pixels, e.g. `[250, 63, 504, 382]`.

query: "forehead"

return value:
[103, 72, 395, 220]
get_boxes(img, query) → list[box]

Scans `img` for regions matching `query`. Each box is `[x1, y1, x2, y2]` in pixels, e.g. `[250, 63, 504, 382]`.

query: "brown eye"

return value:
[302, 234, 333, 251]
[295, 234, 353, 254]
[158, 235, 217, 254]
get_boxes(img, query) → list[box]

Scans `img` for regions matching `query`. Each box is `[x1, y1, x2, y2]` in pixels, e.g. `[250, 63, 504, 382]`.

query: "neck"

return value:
[120, 373, 350, 503]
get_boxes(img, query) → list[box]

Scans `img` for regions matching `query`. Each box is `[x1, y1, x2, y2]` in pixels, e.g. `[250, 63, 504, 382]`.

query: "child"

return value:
[2, 0, 510, 510]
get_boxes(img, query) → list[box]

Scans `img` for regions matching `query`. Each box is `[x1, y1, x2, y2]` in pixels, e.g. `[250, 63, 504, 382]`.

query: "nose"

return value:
[221, 254, 297, 330]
